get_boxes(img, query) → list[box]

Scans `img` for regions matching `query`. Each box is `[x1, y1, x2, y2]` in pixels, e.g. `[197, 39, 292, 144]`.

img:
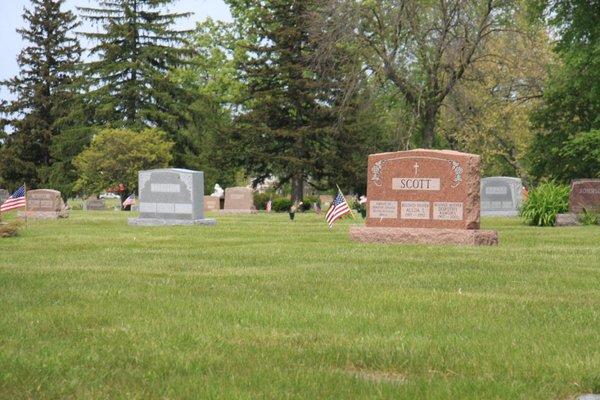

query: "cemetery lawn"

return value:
[1, 212, 599, 399]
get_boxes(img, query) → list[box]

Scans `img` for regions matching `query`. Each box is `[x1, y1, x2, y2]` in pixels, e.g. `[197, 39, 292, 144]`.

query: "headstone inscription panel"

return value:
[480, 177, 523, 216]
[350, 149, 498, 245]
[569, 179, 600, 213]
[128, 168, 216, 226]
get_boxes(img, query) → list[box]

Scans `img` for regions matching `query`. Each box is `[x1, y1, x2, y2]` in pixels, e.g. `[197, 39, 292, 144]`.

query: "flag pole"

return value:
[24, 182, 28, 227]
[336, 184, 357, 220]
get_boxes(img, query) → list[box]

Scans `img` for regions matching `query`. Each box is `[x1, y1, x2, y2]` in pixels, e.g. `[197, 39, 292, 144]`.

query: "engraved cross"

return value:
[413, 162, 419, 176]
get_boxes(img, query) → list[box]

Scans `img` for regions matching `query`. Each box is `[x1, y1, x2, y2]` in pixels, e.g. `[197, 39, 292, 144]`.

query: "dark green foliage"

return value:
[271, 198, 293, 213]
[560, 130, 600, 179]
[253, 192, 272, 210]
[226, 0, 371, 201]
[0, 0, 81, 189]
[77, 0, 195, 137]
[520, 182, 570, 226]
[47, 125, 94, 198]
[298, 196, 318, 212]
[173, 19, 246, 192]
[528, 0, 600, 182]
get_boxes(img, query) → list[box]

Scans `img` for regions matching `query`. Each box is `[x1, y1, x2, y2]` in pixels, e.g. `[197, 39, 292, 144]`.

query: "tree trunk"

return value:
[291, 175, 304, 203]
[421, 105, 439, 148]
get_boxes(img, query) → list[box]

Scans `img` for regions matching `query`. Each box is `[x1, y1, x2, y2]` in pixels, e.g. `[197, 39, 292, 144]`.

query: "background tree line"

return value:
[0, 0, 598, 202]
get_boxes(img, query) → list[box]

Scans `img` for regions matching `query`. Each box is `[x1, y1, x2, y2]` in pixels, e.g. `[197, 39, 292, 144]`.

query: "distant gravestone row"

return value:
[350, 149, 498, 246]
[128, 168, 216, 226]
[556, 179, 600, 226]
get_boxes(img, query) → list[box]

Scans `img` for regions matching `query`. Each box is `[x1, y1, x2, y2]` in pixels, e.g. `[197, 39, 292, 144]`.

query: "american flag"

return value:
[0, 185, 26, 212]
[266, 199, 272, 213]
[122, 194, 136, 207]
[325, 190, 351, 228]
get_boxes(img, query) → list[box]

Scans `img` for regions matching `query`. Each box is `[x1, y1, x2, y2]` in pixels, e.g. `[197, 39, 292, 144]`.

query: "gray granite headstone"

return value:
[128, 168, 216, 226]
[0, 189, 9, 204]
[480, 177, 523, 217]
[84, 197, 106, 211]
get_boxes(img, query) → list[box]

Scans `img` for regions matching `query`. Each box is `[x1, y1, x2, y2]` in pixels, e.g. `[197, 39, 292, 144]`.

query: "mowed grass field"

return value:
[1, 211, 599, 399]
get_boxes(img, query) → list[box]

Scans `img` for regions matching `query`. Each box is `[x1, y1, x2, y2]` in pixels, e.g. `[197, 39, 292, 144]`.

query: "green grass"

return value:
[1, 211, 599, 399]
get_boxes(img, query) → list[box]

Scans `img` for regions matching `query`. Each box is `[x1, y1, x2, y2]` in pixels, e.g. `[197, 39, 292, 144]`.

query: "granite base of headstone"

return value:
[220, 187, 257, 214]
[349, 149, 498, 246]
[18, 189, 69, 220]
[555, 179, 600, 226]
[555, 213, 581, 227]
[480, 177, 523, 217]
[128, 168, 216, 227]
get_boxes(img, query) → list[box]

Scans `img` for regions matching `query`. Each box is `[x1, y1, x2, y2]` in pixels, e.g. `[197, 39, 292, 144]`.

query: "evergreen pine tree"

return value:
[228, 0, 347, 202]
[78, 0, 195, 135]
[0, 0, 81, 190]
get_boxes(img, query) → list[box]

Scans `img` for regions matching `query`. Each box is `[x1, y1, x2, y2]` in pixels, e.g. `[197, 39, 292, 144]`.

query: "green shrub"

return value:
[272, 198, 293, 212]
[520, 182, 569, 226]
[579, 208, 599, 225]
[254, 192, 272, 210]
[300, 195, 318, 212]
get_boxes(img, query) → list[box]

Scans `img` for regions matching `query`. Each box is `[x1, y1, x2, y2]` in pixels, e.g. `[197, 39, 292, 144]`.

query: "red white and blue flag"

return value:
[0, 185, 26, 212]
[122, 194, 136, 207]
[266, 199, 272, 213]
[325, 190, 351, 228]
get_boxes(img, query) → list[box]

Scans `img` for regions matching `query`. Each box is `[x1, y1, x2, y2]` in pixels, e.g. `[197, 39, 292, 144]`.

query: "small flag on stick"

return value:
[325, 188, 352, 228]
[266, 199, 272, 213]
[0, 185, 26, 213]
